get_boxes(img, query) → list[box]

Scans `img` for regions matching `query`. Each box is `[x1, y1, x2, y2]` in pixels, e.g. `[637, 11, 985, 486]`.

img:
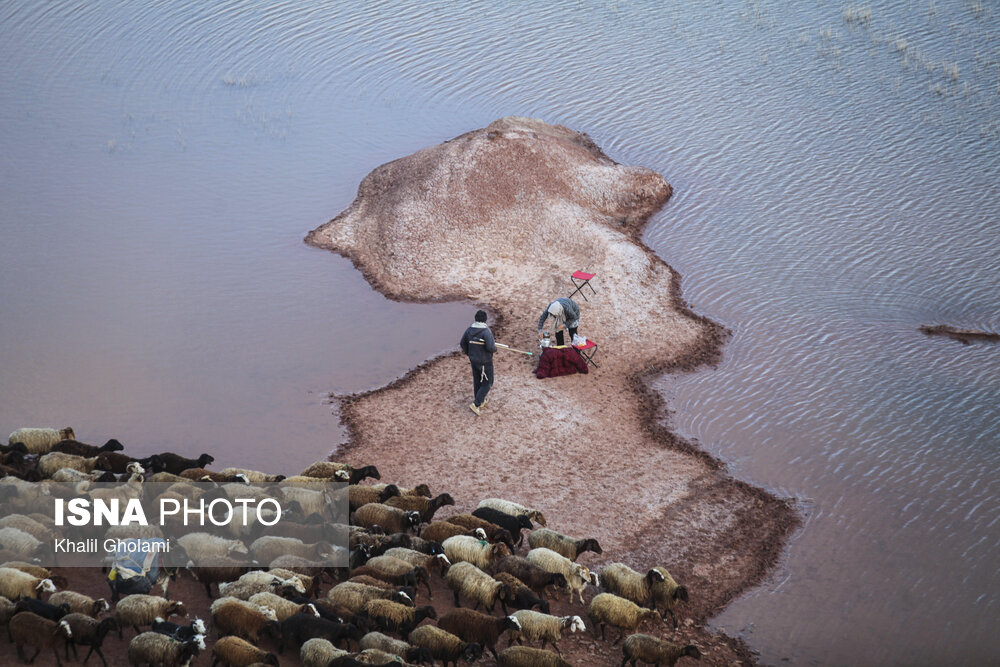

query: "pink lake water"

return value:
[2, 1, 998, 665]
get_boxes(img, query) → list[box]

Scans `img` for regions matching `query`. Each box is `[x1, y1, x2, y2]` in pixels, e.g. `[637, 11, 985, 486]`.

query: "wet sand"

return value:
[307, 117, 800, 663]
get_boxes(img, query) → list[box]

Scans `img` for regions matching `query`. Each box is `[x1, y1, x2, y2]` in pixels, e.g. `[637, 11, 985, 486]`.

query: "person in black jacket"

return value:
[459, 309, 497, 416]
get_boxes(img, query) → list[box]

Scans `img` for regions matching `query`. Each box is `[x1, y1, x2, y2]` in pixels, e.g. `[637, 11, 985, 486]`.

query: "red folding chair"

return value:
[574, 339, 599, 369]
[569, 270, 596, 301]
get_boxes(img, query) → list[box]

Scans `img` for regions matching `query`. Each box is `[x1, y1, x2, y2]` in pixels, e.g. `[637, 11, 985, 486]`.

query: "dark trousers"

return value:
[555, 327, 578, 346]
[471, 362, 494, 407]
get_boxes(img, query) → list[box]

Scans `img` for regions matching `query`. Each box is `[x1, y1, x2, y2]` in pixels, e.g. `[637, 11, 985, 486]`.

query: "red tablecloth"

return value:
[535, 346, 589, 378]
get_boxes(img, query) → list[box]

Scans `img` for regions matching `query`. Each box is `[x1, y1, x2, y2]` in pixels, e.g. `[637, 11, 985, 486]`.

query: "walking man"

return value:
[537, 297, 581, 346]
[460, 309, 496, 416]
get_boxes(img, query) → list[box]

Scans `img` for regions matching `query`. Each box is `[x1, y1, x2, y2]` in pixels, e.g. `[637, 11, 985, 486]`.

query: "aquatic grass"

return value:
[222, 72, 258, 88]
[843, 6, 872, 26]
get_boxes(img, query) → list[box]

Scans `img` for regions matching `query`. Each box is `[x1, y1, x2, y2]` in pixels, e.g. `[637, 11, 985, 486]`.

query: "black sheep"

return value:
[51, 439, 124, 458]
[279, 613, 361, 653]
[144, 452, 215, 475]
[471, 507, 534, 546]
[13, 599, 71, 621]
[347, 464, 381, 484]
[61, 615, 118, 667]
[495, 573, 551, 614]
[152, 616, 207, 642]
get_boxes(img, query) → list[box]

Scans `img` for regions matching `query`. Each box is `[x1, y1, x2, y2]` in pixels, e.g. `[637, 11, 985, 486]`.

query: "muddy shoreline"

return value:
[309, 117, 800, 664]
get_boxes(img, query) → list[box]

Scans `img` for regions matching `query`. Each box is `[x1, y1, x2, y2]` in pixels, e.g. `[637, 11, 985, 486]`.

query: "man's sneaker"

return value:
[469, 403, 481, 416]
[481, 398, 490, 408]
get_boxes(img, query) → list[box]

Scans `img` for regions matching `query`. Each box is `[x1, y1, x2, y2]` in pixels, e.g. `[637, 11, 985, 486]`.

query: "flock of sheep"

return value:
[0, 426, 702, 666]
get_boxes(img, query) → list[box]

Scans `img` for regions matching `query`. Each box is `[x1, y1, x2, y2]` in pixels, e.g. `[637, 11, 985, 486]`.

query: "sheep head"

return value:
[491, 542, 512, 559]
[36, 578, 56, 593]
[103, 439, 124, 452]
[564, 615, 586, 633]
[434, 493, 455, 508]
[640, 608, 660, 625]
[675, 585, 690, 602]
[197, 454, 215, 467]
[504, 615, 521, 632]
[683, 645, 703, 660]
[406, 647, 434, 666]
[463, 642, 484, 662]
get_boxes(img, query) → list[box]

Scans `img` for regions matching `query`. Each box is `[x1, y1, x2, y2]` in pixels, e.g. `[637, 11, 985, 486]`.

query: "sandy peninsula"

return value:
[307, 117, 799, 664]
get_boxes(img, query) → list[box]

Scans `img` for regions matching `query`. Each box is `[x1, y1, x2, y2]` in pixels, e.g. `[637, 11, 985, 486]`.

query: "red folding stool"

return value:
[574, 339, 599, 369]
[569, 270, 596, 301]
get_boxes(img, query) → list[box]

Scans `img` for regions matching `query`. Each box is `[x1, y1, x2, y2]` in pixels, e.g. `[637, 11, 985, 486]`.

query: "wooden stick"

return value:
[468, 340, 534, 356]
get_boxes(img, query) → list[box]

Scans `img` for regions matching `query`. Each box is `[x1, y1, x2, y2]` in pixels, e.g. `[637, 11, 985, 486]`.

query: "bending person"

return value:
[537, 297, 581, 346]
[459, 309, 496, 416]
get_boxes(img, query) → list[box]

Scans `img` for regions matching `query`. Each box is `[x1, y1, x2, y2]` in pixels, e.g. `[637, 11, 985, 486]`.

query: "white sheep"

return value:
[353, 503, 421, 534]
[48, 590, 110, 618]
[113, 594, 185, 637]
[622, 633, 702, 666]
[382, 546, 451, 574]
[218, 571, 305, 600]
[8, 427, 75, 455]
[267, 567, 316, 595]
[0, 567, 57, 600]
[0, 515, 52, 542]
[218, 467, 285, 483]
[248, 535, 336, 565]
[0, 526, 43, 560]
[445, 561, 512, 613]
[208, 596, 278, 622]
[50, 467, 107, 483]
[587, 593, 660, 644]
[527, 528, 602, 561]
[328, 581, 412, 614]
[300, 637, 349, 667]
[39, 452, 102, 478]
[127, 631, 202, 666]
[442, 535, 510, 572]
[525, 548, 597, 604]
[0, 595, 16, 635]
[358, 631, 432, 664]
[176, 532, 249, 561]
[248, 591, 319, 622]
[497, 645, 572, 667]
[507, 610, 585, 655]
[279, 485, 330, 516]
[88, 466, 145, 505]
